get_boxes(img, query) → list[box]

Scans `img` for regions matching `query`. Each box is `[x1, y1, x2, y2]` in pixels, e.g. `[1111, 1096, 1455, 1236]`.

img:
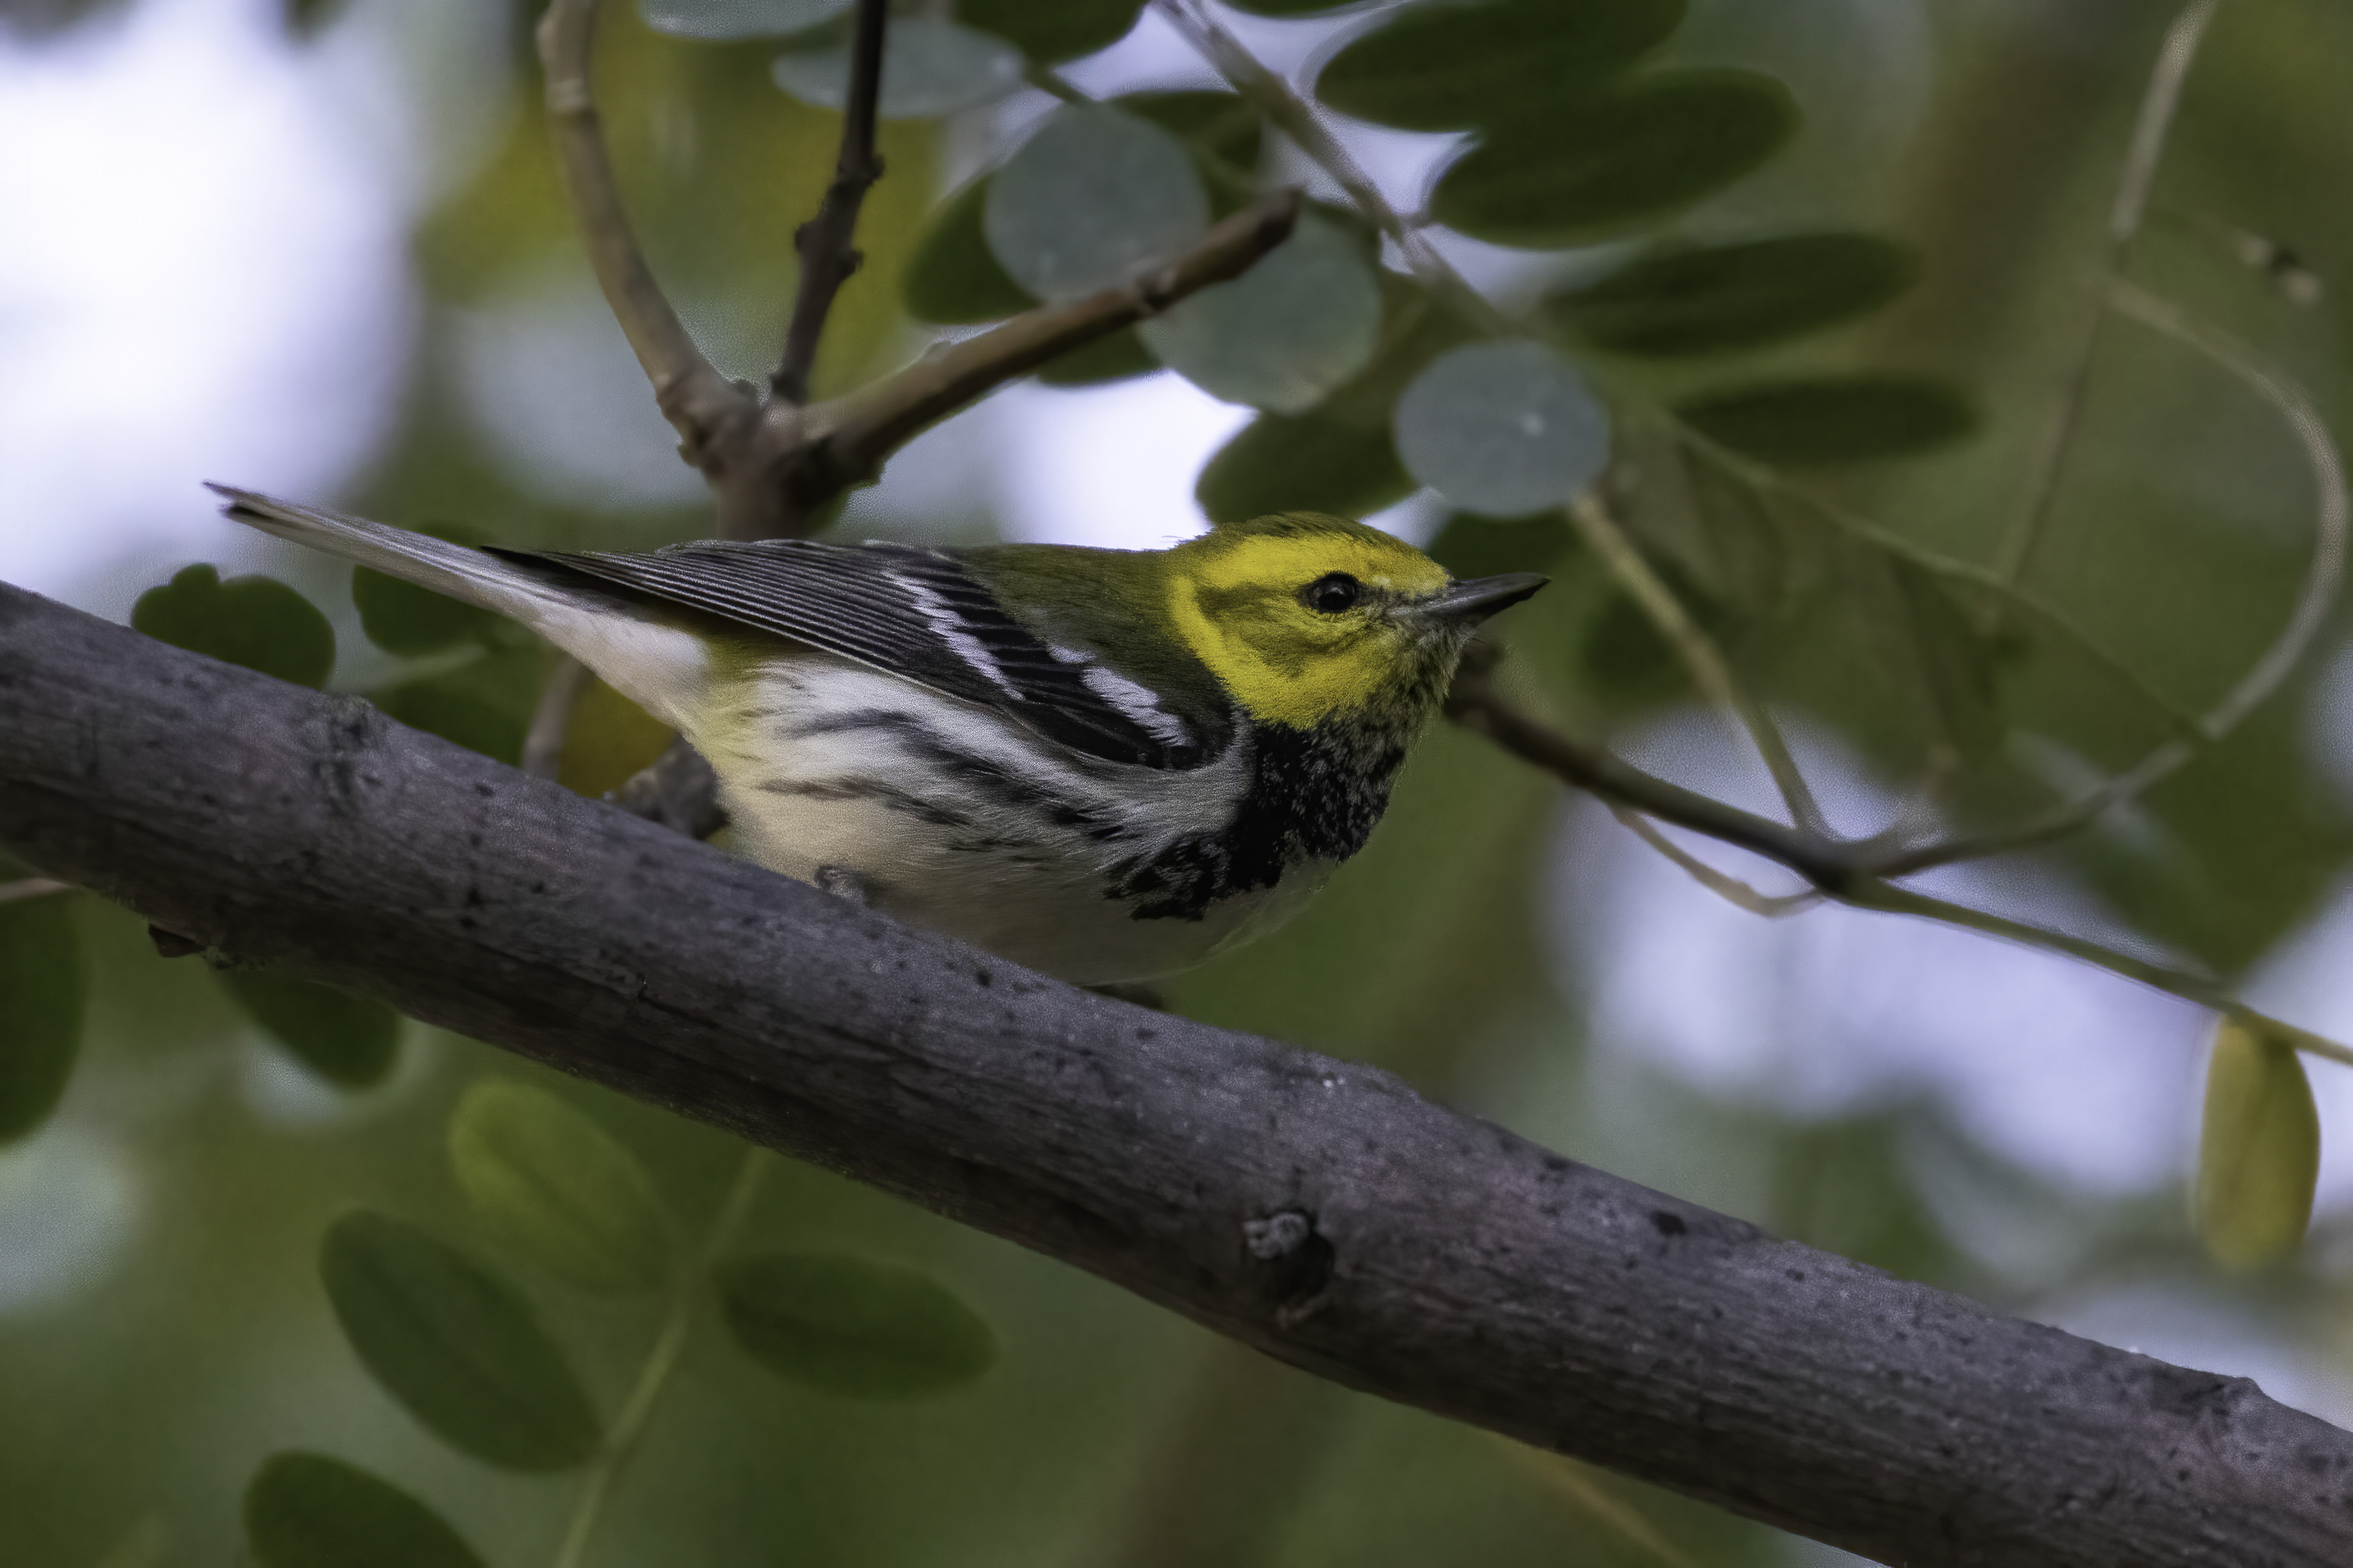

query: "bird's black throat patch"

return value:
[1108, 720, 1402, 922]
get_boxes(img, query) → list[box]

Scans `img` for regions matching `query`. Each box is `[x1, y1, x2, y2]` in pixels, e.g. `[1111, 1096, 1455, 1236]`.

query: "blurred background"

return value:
[5, 0, 2353, 1563]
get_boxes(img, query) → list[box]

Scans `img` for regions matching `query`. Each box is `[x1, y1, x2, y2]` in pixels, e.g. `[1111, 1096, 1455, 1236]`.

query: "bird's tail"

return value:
[209, 484, 709, 729]
[210, 484, 568, 629]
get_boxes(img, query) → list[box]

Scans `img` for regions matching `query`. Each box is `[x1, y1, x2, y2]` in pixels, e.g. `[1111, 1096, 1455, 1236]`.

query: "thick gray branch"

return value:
[3, 579, 2349, 1568]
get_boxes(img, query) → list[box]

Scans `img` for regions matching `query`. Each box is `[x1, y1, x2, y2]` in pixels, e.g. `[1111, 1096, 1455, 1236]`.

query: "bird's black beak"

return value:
[1413, 572, 1548, 626]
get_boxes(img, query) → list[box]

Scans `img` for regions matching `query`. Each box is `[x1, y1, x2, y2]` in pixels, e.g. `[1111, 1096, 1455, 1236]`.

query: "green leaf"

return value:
[1429, 70, 1797, 248]
[1197, 412, 1415, 523]
[1034, 326, 1161, 387]
[959, 0, 1142, 64]
[772, 18, 1025, 119]
[1141, 214, 1383, 414]
[449, 1080, 673, 1296]
[905, 177, 1037, 325]
[352, 523, 502, 656]
[218, 969, 402, 1089]
[132, 564, 335, 689]
[244, 1452, 485, 1568]
[1118, 91, 1264, 211]
[0, 894, 84, 1143]
[2194, 1020, 2320, 1271]
[1392, 340, 1611, 517]
[320, 1211, 601, 1470]
[1674, 374, 1976, 466]
[1544, 232, 1917, 357]
[1318, 0, 1685, 131]
[640, 0, 849, 40]
[719, 1253, 996, 1398]
[986, 105, 1208, 301]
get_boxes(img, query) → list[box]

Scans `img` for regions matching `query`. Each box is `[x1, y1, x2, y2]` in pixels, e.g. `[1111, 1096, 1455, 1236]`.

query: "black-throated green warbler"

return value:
[213, 487, 1544, 984]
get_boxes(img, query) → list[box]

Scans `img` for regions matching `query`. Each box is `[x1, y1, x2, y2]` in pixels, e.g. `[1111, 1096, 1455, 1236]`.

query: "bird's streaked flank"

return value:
[211, 486, 1542, 982]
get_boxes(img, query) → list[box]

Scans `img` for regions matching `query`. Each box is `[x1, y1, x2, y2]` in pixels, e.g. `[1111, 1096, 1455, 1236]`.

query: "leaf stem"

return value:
[1564, 493, 1830, 836]
[549, 1147, 770, 1568]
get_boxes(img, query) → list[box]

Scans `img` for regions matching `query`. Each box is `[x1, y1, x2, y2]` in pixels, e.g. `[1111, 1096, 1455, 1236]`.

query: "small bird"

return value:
[213, 487, 1544, 984]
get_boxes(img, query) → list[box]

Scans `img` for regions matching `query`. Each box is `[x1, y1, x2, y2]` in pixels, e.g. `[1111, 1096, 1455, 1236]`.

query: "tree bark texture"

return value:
[3, 580, 2349, 1568]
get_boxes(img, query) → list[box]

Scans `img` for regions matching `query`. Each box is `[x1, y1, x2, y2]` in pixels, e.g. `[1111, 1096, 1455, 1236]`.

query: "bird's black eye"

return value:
[1305, 572, 1362, 615]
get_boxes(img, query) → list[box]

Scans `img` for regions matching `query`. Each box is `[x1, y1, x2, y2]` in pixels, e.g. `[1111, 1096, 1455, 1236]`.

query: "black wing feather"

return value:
[490, 539, 1205, 770]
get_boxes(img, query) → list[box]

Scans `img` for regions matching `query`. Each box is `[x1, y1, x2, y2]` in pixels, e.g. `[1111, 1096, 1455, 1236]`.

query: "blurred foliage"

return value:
[10, 0, 2353, 1565]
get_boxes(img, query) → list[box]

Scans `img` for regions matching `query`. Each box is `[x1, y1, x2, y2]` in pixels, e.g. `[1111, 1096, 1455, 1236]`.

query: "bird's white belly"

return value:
[690, 659, 1311, 984]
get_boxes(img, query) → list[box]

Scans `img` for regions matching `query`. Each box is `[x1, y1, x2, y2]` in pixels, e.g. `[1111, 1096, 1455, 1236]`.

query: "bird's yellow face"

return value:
[1166, 514, 1469, 730]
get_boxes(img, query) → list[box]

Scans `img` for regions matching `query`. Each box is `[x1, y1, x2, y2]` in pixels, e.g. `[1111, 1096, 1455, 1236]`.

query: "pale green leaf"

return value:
[984, 105, 1208, 301]
[2194, 1020, 2320, 1271]
[448, 1080, 673, 1296]
[1392, 340, 1611, 517]
[771, 17, 1025, 119]
[1141, 214, 1382, 414]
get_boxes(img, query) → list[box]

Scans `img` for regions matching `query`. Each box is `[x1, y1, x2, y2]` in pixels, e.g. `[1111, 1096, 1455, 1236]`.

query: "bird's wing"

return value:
[500, 539, 1211, 770]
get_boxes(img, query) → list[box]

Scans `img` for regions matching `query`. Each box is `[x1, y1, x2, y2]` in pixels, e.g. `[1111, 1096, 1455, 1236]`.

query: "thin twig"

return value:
[1444, 665, 1857, 890]
[771, 0, 889, 405]
[1985, 0, 2221, 600]
[0, 876, 71, 906]
[521, 654, 594, 782]
[1611, 809, 1821, 918]
[1150, 0, 1508, 334]
[1852, 882, 2353, 1070]
[1565, 494, 1830, 835]
[537, 0, 753, 477]
[550, 1147, 769, 1568]
[778, 189, 1303, 499]
[1450, 666, 2353, 1071]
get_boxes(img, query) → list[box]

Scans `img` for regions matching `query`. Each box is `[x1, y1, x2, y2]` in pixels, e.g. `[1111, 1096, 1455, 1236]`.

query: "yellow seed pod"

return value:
[2193, 1019, 2321, 1271]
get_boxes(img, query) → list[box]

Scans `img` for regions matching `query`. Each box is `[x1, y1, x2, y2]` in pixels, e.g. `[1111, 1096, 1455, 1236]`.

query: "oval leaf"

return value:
[985, 105, 1209, 301]
[320, 1211, 601, 1470]
[1545, 232, 1917, 357]
[1318, 0, 1685, 131]
[1674, 374, 1975, 466]
[245, 1452, 486, 1568]
[0, 894, 84, 1143]
[2195, 1020, 2320, 1271]
[959, 0, 1141, 64]
[771, 17, 1025, 119]
[905, 177, 1036, 325]
[720, 1252, 996, 1398]
[1035, 325, 1161, 387]
[1394, 340, 1611, 517]
[219, 969, 402, 1089]
[642, 0, 849, 40]
[449, 1080, 673, 1296]
[1197, 412, 1415, 523]
[1429, 70, 1798, 249]
[132, 564, 335, 689]
[1118, 90, 1264, 209]
[1141, 214, 1383, 414]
